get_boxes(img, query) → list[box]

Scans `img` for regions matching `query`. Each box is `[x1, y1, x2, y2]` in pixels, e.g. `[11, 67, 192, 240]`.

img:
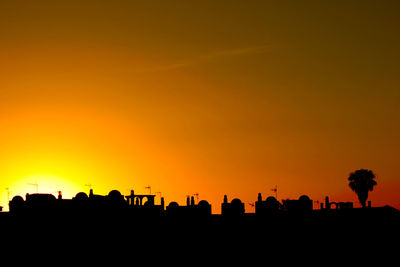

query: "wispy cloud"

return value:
[133, 45, 270, 73]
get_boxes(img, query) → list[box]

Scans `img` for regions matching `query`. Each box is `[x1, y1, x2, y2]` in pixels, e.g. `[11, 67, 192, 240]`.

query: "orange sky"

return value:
[0, 1, 399, 212]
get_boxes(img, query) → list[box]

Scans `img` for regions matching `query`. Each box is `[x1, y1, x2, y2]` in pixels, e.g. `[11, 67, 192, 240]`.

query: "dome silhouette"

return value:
[168, 201, 179, 208]
[231, 198, 242, 206]
[265, 196, 280, 210]
[74, 192, 89, 201]
[9, 195, 25, 212]
[108, 190, 123, 201]
[11, 195, 24, 204]
[266, 196, 278, 203]
[299, 195, 311, 201]
[198, 200, 209, 207]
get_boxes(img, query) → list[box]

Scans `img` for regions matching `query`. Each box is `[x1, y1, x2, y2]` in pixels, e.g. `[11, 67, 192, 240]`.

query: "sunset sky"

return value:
[1, 0, 399, 212]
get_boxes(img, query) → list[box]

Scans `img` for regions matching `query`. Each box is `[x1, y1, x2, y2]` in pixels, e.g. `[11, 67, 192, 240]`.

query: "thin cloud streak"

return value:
[133, 45, 270, 73]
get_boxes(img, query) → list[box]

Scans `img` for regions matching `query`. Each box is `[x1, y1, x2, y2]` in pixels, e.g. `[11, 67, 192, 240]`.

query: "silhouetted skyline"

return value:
[4, 187, 399, 219]
[1, 1, 399, 215]
[1, 2, 399, 260]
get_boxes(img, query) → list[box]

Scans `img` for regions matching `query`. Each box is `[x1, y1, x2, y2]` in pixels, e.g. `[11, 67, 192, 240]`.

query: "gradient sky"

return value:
[1, 0, 399, 212]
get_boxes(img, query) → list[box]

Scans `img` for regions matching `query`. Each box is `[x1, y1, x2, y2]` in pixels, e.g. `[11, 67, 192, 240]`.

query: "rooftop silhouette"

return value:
[2, 186, 399, 260]
[3, 188, 399, 222]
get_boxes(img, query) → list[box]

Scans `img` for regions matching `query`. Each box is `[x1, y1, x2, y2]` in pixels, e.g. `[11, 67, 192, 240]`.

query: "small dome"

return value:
[266, 196, 278, 203]
[108, 190, 123, 201]
[74, 192, 89, 201]
[168, 201, 179, 208]
[198, 200, 209, 207]
[11, 195, 24, 204]
[9, 195, 25, 212]
[231, 198, 242, 206]
[299, 195, 311, 201]
[264, 196, 280, 210]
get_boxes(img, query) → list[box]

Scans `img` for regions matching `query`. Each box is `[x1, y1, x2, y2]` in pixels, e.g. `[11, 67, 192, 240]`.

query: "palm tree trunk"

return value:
[358, 191, 368, 208]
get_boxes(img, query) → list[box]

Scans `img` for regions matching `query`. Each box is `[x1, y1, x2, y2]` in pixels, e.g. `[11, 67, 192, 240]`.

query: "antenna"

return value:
[5, 188, 10, 202]
[85, 184, 92, 190]
[145, 186, 151, 195]
[271, 185, 278, 199]
[28, 182, 39, 193]
[193, 193, 199, 202]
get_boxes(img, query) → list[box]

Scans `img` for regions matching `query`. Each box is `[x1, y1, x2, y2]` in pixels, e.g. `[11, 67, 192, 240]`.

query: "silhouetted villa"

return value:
[282, 195, 313, 213]
[321, 196, 353, 210]
[255, 193, 282, 216]
[8, 189, 164, 216]
[125, 189, 165, 216]
[8, 193, 59, 214]
[221, 195, 245, 216]
[6, 189, 400, 223]
[166, 196, 211, 217]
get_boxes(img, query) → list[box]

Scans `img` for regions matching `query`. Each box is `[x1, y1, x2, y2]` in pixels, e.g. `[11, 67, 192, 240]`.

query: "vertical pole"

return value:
[5, 188, 10, 202]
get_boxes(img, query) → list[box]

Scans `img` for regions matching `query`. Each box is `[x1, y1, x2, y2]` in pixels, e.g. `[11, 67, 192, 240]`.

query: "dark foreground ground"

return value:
[1, 208, 399, 265]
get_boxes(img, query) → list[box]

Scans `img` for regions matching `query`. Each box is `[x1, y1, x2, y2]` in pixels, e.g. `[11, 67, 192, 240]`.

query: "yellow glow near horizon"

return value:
[9, 174, 82, 198]
[1, 173, 83, 211]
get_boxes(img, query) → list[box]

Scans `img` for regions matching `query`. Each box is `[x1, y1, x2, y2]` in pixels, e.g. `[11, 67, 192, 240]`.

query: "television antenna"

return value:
[193, 193, 199, 202]
[28, 182, 39, 193]
[271, 185, 278, 199]
[5, 188, 10, 201]
[145, 186, 151, 195]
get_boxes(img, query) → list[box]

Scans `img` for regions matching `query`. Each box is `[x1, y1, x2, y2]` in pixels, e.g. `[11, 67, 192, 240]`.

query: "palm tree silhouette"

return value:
[348, 169, 377, 208]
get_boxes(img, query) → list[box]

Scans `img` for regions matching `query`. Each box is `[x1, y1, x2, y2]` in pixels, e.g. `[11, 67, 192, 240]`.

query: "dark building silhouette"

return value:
[221, 195, 245, 216]
[166, 196, 211, 217]
[321, 196, 354, 210]
[125, 189, 164, 217]
[5, 189, 400, 228]
[282, 195, 313, 213]
[3, 185, 400, 267]
[9, 195, 24, 213]
[255, 193, 282, 216]
[25, 193, 58, 212]
[9, 193, 60, 214]
[8, 188, 164, 217]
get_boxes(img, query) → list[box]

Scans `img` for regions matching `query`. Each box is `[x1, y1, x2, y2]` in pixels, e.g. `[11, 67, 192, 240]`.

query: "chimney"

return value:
[161, 197, 165, 208]
[325, 196, 330, 210]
